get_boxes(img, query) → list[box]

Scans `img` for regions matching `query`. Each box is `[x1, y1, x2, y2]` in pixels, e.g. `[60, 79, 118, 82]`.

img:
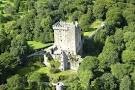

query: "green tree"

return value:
[28, 72, 50, 90]
[7, 74, 25, 90]
[98, 29, 124, 70]
[93, 3, 106, 20]
[20, 12, 35, 40]
[72, 11, 82, 21]
[129, 0, 135, 4]
[14, 0, 21, 12]
[79, 56, 99, 89]
[123, 32, 135, 42]
[123, 22, 135, 32]
[0, 29, 10, 53]
[48, 0, 60, 10]
[4, 4, 15, 15]
[131, 69, 135, 90]
[0, 14, 5, 23]
[91, 73, 117, 90]
[120, 76, 132, 90]
[112, 0, 127, 3]
[122, 50, 135, 63]
[79, 13, 94, 31]
[98, 37, 120, 70]
[33, 18, 42, 41]
[93, 28, 108, 49]
[123, 6, 135, 24]
[0, 51, 20, 83]
[93, 0, 113, 20]
[41, 16, 52, 30]
[10, 35, 30, 63]
[106, 7, 124, 27]
[0, 52, 19, 71]
[125, 40, 135, 51]
[26, 0, 36, 10]
[111, 63, 134, 80]
[75, 0, 92, 5]
[65, 75, 83, 90]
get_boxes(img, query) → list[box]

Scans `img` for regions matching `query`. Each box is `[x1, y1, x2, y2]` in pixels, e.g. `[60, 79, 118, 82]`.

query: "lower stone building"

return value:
[43, 46, 82, 71]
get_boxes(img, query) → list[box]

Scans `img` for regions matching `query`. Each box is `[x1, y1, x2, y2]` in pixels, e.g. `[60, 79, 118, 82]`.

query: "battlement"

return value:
[53, 21, 78, 30]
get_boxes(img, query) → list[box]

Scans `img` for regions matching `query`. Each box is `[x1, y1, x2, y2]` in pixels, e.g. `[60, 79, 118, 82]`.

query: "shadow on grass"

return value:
[16, 65, 41, 76]
[16, 56, 45, 76]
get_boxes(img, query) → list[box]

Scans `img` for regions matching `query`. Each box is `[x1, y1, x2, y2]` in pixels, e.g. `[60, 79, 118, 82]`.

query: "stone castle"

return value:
[44, 21, 83, 71]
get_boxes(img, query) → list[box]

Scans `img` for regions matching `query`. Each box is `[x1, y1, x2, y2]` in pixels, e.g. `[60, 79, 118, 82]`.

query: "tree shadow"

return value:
[16, 56, 44, 76]
[82, 37, 104, 57]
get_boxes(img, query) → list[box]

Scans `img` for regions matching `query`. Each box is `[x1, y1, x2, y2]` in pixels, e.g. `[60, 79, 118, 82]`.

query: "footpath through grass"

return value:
[83, 20, 103, 37]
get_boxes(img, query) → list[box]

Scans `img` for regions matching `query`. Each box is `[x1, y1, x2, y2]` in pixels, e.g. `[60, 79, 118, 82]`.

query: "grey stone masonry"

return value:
[44, 21, 83, 71]
[53, 21, 82, 55]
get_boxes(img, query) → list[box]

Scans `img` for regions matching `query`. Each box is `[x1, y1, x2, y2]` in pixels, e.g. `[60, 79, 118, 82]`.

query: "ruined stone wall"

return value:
[50, 21, 83, 71]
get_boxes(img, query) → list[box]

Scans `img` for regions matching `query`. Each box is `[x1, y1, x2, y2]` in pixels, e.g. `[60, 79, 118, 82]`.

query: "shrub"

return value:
[58, 75, 67, 81]
[50, 60, 60, 68]
[50, 68, 60, 74]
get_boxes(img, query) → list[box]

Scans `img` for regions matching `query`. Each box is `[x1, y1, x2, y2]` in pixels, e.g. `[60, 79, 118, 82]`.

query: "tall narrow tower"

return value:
[52, 21, 82, 55]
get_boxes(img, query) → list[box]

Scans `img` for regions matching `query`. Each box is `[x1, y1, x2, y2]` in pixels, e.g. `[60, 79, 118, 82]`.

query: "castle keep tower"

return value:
[53, 21, 82, 55]
[44, 21, 82, 71]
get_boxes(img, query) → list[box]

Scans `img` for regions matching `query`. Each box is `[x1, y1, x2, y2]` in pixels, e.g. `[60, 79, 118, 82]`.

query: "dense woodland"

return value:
[0, 0, 135, 90]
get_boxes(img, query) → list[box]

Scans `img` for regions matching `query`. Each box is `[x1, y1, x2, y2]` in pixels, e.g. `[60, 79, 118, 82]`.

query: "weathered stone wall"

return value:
[75, 25, 82, 55]
[43, 21, 83, 71]
[53, 21, 82, 55]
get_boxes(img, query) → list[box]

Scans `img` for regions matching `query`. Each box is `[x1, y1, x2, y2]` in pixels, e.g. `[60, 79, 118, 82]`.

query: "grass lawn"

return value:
[37, 67, 77, 76]
[17, 65, 77, 83]
[17, 57, 77, 83]
[36, 67, 77, 83]
[27, 41, 53, 50]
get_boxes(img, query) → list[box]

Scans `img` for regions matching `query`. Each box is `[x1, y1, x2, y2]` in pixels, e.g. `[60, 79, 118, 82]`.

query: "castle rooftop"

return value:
[53, 21, 78, 30]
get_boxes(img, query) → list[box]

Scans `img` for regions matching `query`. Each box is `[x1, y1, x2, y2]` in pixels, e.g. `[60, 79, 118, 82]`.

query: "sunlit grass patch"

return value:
[36, 67, 77, 83]
[91, 19, 102, 29]
[27, 41, 53, 50]
[83, 31, 92, 37]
